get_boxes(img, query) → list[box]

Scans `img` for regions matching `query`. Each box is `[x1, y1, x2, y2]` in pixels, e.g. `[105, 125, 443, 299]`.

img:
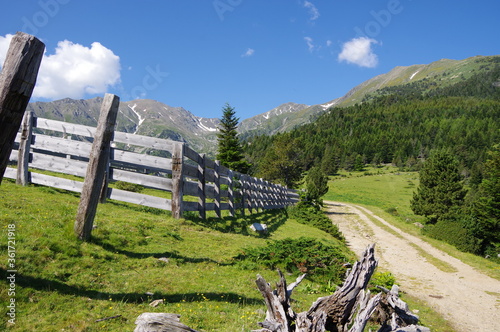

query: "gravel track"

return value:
[324, 201, 500, 332]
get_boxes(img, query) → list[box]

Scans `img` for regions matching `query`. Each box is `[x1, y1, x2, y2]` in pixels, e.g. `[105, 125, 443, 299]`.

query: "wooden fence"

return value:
[5, 111, 299, 219]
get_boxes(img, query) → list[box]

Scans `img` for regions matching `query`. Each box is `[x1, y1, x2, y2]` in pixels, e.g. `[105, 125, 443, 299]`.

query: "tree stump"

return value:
[252, 244, 430, 332]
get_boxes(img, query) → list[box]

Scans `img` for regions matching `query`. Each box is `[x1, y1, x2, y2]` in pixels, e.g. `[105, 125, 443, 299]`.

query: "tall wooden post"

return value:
[0, 32, 44, 183]
[171, 142, 184, 219]
[214, 160, 221, 218]
[197, 153, 206, 219]
[16, 111, 34, 185]
[228, 169, 235, 217]
[74, 94, 119, 241]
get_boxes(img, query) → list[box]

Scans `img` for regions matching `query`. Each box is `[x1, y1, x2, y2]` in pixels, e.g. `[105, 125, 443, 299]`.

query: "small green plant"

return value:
[368, 271, 396, 293]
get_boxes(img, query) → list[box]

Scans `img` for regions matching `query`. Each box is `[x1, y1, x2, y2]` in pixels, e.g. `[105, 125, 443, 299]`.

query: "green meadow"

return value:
[1, 167, 484, 331]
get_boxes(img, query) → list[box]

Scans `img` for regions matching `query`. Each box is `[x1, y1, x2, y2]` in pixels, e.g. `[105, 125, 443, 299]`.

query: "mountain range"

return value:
[27, 55, 500, 156]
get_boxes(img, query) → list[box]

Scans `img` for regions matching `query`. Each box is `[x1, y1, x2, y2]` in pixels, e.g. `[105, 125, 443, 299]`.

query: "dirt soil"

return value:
[324, 201, 500, 332]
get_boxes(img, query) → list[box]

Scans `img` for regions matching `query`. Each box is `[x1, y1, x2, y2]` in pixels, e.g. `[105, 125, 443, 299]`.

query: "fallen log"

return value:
[134, 313, 199, 332]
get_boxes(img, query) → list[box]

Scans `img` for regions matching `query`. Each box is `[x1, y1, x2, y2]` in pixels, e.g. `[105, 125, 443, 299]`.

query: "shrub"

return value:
[235, 237, 350, 285]
[114, 181, 144, 193]
[423, 218, 482, 254]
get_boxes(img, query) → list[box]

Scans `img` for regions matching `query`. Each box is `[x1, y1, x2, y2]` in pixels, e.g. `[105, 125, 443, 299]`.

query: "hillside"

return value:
[0, 179, 358, 331]
[336, 55, 500, 107]
[25, 55, 500, 157]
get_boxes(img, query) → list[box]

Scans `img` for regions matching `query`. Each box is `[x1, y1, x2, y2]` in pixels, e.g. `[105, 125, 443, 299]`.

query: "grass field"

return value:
[325, 166, 500, 281]
[1, 165, 487, 331]
[0, 179, 351, 331]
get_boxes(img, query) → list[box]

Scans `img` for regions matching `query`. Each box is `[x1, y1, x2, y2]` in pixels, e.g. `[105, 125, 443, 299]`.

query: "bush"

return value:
[423, 218, 482, 254]
[235, 237, 350, 285]
[114, 181, 144, 193]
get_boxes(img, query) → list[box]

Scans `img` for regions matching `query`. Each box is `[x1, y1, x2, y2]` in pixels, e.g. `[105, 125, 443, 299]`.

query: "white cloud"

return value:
[338, 37, 379, 68]
[0, 35, 121, 100]
[241, 48, 255, 57]
[0, 34, 14, 68]
[326, 40, 332, 47]
[304, 1, 320, 21]
[304, 36, 315, 52]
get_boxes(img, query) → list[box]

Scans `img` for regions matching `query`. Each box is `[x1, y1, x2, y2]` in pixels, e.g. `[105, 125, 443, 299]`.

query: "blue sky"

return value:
[1, 0, 499, 120]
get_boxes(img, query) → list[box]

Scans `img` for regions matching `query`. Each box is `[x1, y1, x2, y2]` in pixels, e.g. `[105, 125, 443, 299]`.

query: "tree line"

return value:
[237, 62, 499, 258]
[245, 64, 500, 184]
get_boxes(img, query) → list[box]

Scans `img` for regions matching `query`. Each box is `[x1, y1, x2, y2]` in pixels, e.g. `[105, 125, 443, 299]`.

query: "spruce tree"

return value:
[305, 166, 329, 207]
[216, 103, 250, 173]
[410, 150, 467, 224]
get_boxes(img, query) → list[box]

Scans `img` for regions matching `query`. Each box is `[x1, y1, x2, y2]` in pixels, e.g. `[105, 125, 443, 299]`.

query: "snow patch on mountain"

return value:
[410, 70, 420, 80]
[128, 103, 145, 134]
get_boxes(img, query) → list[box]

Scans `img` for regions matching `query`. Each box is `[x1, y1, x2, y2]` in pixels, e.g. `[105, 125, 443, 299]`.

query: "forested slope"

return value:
[244, 61, 500, 258]
[246, 62, 500, 178]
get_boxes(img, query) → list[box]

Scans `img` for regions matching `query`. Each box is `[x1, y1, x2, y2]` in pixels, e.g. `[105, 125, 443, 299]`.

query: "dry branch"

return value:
[134, 313, 199, 332]
[252, 244, 430, 332]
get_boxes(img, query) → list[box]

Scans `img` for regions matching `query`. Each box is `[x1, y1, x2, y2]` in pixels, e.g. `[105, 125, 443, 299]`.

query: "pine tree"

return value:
[257, 133, 303, 188]
[305, 166, 329, 207]
[410, 150, 467, 224]
[469, 144, 500, 254]
[216, 103, 250, 173]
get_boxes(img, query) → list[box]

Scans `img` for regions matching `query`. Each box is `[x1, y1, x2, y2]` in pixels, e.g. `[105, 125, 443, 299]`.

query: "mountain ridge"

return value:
[27, 54, 500, 155]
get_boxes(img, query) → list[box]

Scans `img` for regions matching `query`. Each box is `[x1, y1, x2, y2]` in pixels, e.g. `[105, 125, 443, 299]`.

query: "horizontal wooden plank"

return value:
[183, 145, 200, 162]
[31, 152, 88, 177]
[31, 172, 84, 193]
[183, 164, 198, 179]
[183, 201, 198, 212]
[3, 167, 16, 179]
[33, 134, 92, 158]
[113, 131, 174, 151]
[183, 181, 198, 196]
[111, 148, 171, 171]
[9, 149, 18, 162]
[36, 117, 96, 138]
[108, 188, 171, 211]
[111, 169, 172, 191]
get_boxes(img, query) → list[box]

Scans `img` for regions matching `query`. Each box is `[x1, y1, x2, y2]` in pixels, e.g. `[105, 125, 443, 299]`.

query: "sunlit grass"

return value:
[0, 179, 342, 331]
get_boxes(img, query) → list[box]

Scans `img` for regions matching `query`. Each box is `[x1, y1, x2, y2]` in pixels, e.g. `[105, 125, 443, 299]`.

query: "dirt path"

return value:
[324, 201, 500, 332]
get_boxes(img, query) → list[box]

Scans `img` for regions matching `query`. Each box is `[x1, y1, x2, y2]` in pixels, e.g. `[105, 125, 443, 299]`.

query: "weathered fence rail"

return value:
[5, 110, 298, 219]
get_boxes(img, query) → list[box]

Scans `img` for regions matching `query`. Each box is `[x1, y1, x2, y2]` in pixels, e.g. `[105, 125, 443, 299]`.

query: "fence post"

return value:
[74, 94, 120, 241]
[171, 142, 184, 219]
[16, 111, 34, 185]
[239, 174, 246, 216]
[197, 153, 206, 219]
[0, 32, 44, 184]
[248, 176, 254, 214]
[214, 160, 221, 218]
[228, 169, 235, 217]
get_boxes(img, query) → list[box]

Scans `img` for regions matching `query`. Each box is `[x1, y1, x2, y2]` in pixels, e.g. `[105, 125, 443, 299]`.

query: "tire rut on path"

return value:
[324, 201, 500, 332]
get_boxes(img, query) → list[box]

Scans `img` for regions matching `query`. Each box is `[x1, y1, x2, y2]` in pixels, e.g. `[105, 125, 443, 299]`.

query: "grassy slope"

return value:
[324, 166, 500, 281]
[0, 179, 350, 331]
